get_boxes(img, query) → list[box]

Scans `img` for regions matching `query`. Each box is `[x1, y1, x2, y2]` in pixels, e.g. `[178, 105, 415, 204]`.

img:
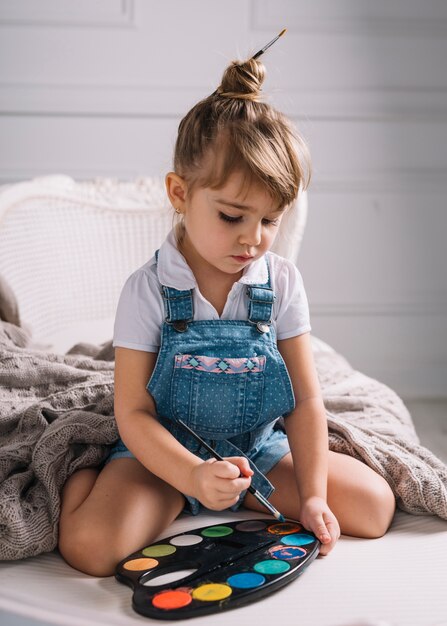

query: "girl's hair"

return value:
[172, 56, 311, 245]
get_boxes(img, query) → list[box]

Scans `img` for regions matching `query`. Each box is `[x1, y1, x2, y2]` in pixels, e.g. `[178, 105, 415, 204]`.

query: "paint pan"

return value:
[116, 518, 319, 620]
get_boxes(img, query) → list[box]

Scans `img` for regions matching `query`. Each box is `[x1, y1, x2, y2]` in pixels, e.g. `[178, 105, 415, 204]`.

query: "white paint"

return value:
[170, 534, 203, 546]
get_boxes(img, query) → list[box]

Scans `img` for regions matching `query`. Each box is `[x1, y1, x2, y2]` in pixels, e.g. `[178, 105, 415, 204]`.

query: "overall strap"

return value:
[246, 255, 276, 334]
[155, 249, 275, 334]
[155, 249, 194, 332]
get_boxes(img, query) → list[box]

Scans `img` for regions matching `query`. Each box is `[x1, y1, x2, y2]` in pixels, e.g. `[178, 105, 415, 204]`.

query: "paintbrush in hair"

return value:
[177, 418, 286, 522]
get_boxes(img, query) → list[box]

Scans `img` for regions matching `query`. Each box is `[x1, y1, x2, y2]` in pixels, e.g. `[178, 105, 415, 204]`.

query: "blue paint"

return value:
[254, 559, 291, 575]
[281, 533, 315, 546]
[269, 545, 307, 560]
[227, 573, 266, 589]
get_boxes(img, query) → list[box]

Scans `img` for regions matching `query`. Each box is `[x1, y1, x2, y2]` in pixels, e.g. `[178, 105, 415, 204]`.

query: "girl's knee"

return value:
[59, 520, 128, 577]
[361, 477, 396, 538]
[372, 478, 396, 536]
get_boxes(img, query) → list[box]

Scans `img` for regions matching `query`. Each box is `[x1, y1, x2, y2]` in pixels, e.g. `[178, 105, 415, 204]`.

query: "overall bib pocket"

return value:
[170, 354, 265, 437]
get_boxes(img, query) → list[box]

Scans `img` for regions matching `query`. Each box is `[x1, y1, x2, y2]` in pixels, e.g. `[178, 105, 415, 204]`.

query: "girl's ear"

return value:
[165, 172, 188, 210]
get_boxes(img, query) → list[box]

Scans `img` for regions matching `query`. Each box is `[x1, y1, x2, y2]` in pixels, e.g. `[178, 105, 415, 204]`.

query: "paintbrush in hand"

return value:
[177, 418, 286, 522]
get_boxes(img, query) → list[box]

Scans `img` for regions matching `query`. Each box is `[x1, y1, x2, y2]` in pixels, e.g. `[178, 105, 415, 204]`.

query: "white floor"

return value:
[404, 398, 447, 463]
[1, 398, 446, 626]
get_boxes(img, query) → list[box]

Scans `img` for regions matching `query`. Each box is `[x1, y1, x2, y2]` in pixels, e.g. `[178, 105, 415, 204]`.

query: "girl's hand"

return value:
[190, 456, 253, 510]
[299, 496, 340, 556]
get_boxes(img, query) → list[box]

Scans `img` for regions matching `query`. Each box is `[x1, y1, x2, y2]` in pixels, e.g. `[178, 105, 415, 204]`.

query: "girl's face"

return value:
[170, 170, 285, 280]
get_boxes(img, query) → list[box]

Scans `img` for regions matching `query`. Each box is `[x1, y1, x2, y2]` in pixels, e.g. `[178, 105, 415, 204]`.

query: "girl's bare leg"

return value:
[243, 450, 396, 538]
[58, 458, 185, 577]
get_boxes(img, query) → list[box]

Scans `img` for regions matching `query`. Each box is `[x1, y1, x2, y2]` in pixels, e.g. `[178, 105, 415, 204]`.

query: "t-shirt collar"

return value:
[156, 227, 268, 289]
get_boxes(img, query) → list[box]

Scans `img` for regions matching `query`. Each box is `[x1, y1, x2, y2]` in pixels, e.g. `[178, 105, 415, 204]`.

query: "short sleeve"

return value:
[275, 261, 311, 340]
[112, 268, 164, 353]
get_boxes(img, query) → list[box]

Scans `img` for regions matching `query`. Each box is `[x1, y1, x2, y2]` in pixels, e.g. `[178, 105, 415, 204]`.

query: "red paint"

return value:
[152, 589, 192, 610]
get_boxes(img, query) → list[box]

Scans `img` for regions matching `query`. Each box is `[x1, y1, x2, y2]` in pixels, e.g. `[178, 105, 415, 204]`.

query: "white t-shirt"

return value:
[113, 227, 311, 353]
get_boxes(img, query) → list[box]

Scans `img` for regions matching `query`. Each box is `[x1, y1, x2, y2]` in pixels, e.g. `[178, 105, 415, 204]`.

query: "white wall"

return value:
[0, 0, 446, 398]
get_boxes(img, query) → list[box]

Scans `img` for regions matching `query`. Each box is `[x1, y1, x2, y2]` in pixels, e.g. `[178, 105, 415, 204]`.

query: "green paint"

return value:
[254, 559, 291, 575]
[142, 544, 176, 557]
[201, 525, 234, 538]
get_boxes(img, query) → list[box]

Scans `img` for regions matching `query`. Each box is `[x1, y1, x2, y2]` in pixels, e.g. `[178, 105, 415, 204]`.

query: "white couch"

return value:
[0, 176, 446, 626]
[0, 175, 331, 355]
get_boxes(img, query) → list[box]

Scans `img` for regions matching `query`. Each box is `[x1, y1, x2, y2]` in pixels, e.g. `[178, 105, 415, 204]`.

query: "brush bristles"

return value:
[256, 491, 285, 521]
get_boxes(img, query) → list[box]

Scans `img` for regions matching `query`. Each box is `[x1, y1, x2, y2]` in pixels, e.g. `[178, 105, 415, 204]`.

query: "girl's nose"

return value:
[239, 221, 262, 247]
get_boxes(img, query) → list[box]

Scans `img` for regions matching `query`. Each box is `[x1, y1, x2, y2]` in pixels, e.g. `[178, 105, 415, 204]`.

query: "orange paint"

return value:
[267, 522, 302, 535]
[152, 590, 192, 610]
[123, 557, 158, 571]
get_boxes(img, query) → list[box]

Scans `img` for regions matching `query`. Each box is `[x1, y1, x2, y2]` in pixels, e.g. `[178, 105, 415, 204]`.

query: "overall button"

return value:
[256, 322, 270, 333]
[172, 320, 188, 332]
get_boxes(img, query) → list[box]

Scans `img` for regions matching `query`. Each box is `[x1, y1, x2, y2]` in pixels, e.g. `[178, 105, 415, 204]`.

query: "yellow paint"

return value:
[192, 583, 232, 602]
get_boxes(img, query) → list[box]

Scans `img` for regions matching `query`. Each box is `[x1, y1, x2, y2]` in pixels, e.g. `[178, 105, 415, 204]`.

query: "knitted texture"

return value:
[0, 320, 446, 560]
[313, 352, 447, 521]
[0, 321, 117, 560]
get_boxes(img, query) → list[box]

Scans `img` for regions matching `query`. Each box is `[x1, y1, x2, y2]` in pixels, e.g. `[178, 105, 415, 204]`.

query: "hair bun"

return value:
[216, 58, 265, 101]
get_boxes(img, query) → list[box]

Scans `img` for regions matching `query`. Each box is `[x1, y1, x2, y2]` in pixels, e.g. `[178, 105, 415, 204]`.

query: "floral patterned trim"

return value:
[174, 354, 266, 374]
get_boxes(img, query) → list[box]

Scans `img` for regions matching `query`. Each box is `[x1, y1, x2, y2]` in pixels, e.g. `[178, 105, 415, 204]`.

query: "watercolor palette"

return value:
[116, 518, 320, 619]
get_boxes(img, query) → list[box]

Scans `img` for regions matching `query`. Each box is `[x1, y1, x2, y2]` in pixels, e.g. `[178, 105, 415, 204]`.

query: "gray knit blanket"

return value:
[1, 320, 446, 561]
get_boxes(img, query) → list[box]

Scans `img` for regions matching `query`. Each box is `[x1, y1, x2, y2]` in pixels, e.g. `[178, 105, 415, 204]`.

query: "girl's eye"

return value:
[218, 212, 279, 227]
[219, 212, 242, 224]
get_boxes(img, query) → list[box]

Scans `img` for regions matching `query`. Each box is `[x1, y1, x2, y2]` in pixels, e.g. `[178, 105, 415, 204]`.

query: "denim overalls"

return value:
[108, 250, 296, 514]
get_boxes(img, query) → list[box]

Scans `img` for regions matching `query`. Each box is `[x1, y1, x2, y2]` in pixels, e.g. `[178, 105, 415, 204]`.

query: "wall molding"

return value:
[309, 169, 447, 194]
[283, 89, 447, 123]
[252, 0, 447, 39]
[312, 302, 447, 316]
[0, 83, 193, 117]
[0, 0, 134, 29]
[1, 84, 447, 122]
[2, 167, 447, 194]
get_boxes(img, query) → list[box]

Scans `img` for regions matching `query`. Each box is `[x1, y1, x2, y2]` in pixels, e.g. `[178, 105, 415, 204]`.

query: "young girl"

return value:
[58, 49, 396, 577]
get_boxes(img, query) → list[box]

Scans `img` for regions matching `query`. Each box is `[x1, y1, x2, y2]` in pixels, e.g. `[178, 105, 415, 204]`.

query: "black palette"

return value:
[116, 518, 320, 620]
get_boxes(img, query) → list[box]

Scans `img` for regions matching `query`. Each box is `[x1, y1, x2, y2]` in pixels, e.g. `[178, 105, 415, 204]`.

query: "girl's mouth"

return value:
[232, 255, 253, 263]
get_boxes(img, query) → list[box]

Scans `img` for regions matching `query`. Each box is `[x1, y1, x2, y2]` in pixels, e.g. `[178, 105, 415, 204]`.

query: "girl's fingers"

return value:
[224, 456, 254, 477]
[213, 458, 253, 481]
[201, 458, 252, 506]
[315, 518, 332, 543]
[212, 460, 241, 479]
[325, 519, 339, 534]
[215, 477, 251, 496]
